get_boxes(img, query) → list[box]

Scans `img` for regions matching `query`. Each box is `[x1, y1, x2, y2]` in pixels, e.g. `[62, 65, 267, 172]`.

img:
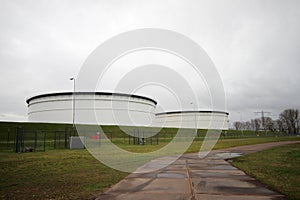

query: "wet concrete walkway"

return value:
[96, 141, 299, 200]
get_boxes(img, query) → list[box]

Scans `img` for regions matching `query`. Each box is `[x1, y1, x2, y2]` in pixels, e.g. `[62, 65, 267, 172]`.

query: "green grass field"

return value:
[0, 149, 128, 199]
[231, 143, 300, 200]
[1, 135, 300, 199]
[1, 121, 299, 199]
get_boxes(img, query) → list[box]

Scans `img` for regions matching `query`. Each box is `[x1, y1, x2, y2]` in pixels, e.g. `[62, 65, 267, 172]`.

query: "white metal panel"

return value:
[27, 92, 156, 126]
[155, 112, 229, 130]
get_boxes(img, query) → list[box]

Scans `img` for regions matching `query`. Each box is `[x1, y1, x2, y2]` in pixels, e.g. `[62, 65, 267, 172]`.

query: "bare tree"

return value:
[250, 119, 256, 130]
[244, 121, 252, 130]
[234, 121, 242, 130]
[264, 117, 275, 131]
[280, 109, 299, 134]
[275, 119, 285, 132]
[254, 118, 261, 131]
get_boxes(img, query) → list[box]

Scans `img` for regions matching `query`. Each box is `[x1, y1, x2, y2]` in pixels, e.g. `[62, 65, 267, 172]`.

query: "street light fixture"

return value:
[70, 77, 75, 128]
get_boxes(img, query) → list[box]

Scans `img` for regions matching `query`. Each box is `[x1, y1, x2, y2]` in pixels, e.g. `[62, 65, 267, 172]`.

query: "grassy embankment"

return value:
[0, 121, 293, 152]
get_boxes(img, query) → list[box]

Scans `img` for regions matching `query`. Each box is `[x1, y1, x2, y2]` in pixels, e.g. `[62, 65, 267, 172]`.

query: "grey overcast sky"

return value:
[0, 0, 299, 126]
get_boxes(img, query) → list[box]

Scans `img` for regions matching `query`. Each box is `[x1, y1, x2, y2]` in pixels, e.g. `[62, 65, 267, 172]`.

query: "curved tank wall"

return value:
[27, 92, 229, 130]
[27, 92, 157, 126]
[155, 111, 229, 130]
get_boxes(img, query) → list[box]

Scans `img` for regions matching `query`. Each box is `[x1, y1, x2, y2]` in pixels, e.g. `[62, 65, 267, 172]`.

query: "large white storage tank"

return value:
[155, 111, 229, 130]
[26, 92, 157, 126]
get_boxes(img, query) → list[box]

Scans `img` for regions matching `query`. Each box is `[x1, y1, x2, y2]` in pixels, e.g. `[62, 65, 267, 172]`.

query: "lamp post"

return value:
[190, 102, 197, 134]
[70, 77, 75, 128]
[238, 111, 243, 137]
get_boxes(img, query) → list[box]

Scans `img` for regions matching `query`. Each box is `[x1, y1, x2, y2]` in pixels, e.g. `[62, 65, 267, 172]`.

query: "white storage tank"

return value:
[155, 111, 229, 130]
[26, 92, 157, 126]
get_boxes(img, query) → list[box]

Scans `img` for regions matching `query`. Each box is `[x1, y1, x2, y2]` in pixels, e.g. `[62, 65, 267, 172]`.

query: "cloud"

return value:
[0, 112, 27, 122]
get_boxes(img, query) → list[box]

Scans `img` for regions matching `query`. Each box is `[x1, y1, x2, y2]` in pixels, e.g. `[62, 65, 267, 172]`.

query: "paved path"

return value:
[96, 141, 299, 200]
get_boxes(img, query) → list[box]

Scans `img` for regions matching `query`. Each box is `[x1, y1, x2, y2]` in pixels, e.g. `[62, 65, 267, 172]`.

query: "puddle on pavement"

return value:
[215, 152, 243, 159]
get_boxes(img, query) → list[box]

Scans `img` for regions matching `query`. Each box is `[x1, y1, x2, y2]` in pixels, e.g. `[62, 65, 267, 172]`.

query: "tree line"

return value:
[233, 109, 299, 134]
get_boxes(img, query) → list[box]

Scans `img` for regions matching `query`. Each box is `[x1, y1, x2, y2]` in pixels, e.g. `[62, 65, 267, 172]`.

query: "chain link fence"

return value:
[0, 122, 292, 153]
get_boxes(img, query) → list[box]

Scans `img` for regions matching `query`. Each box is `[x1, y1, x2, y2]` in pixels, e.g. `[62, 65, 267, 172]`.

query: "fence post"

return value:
[137, 129, 139, 145]
[34, 131, 37, 150]
[15, 127, 24, 153]
[21, 127, 24, 152]
[14, 128, 18, 153]
[59, 132, 61, 147]
[129, 134, 131, 145]
[54, 131, 56, 149]
[65, 131, 68, 149]
[7, 128, 10, 149]
[43, 130, 46, 151]
[97, 131, 101, 147]
[133, 129, 136, 145]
